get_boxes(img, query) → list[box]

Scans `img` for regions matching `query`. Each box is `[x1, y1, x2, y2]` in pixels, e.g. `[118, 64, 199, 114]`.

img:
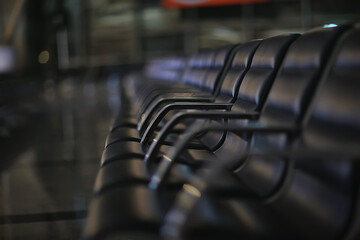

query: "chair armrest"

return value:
[138, 92, 211, 116]
[137, 96, 214, 131]
[143, 111, 259, 162]
[148, 121, 298, 189]
[139, 102, 233, 136]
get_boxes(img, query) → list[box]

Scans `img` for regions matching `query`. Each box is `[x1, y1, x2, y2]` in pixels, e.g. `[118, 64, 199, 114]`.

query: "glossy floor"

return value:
[0, 77, 120, 239]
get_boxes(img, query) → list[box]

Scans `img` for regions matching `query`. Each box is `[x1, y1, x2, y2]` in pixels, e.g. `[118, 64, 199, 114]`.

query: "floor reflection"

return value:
[0, 75, 118, 239]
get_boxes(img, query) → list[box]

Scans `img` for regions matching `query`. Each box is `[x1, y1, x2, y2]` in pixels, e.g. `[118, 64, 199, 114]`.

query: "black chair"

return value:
[95, 33, 300, 198]
[111, 47, 233, 132]
[83, 24, 358, 240]
[96, 25, 346, 197]
[148, 24, 349, 188]
[101, 40, 261, 166]
[161, 24, 360, 240]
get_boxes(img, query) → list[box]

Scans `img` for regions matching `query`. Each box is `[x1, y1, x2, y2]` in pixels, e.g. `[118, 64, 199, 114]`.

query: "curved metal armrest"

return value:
[138, 91, 211, 117]
[137, 86, 192, 107]
[143, 111, 259, 163]
[137, 96, 214, 132]
[148, 122, 298, 190]
[139, 102, 233, 136]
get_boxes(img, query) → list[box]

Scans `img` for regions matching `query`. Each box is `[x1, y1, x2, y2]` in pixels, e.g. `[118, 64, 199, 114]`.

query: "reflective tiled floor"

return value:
[0, 76, 119, 239]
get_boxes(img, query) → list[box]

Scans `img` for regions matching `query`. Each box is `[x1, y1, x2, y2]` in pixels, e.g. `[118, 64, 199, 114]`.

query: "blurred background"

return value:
[2, 0, 360, 74]
[0, 0, 359, 239]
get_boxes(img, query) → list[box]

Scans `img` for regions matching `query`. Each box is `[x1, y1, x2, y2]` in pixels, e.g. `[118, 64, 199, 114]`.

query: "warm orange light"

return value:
[162, 0, 268, 8]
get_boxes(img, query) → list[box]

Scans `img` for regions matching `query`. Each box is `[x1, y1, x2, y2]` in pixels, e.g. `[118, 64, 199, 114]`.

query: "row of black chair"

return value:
[84, 23, 360, 239]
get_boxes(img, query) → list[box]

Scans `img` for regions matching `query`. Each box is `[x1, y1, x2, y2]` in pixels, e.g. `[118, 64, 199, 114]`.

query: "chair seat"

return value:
[105, 127, 140, 147]
[93, 159, 195, 194]
[101, 141, 144, 166]
[83, 185, 175, 240]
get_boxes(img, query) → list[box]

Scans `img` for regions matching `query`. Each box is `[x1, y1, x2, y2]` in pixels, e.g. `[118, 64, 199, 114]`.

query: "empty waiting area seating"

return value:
[83, 23, 360, 240]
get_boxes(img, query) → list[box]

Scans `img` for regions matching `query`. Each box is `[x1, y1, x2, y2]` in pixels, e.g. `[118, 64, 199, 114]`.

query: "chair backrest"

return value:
[181, 50, 215, 89]
[292, 25, 360, 226]
[215, 26, 352, 194]
[215, 40, 261, 103]
[201, 35, 298, 151]
[201, 45, 238, 96]
[302, 25, 360, 153]
[242, 25, 351, 156]
[201, 25, 359, 240]
[197, 41, 261, 150]
[259, 25, 350, 126]
[180, 42, 262, 151]
[232, 34, 299, 112]
[266, 25, 360, 239]
[144, 56, 186, 82]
